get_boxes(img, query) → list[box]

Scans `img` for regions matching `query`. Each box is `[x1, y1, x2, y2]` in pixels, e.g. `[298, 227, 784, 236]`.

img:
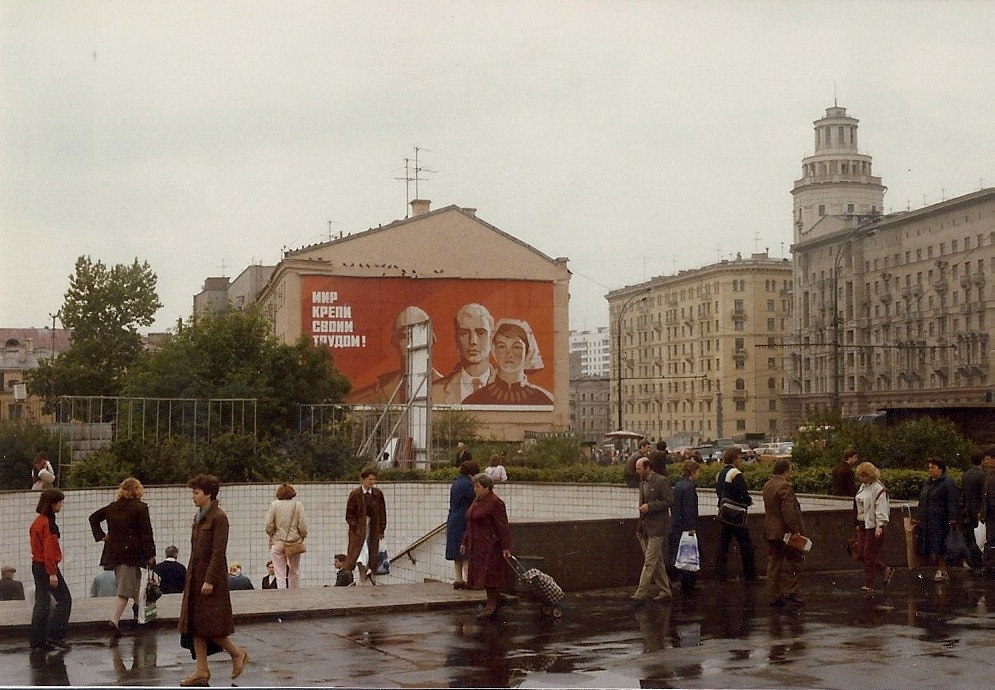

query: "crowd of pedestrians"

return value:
[15, 440, 995, 684]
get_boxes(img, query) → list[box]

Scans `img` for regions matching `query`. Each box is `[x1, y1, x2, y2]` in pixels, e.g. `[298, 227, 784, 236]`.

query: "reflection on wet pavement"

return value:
[2, 571, 994, 687]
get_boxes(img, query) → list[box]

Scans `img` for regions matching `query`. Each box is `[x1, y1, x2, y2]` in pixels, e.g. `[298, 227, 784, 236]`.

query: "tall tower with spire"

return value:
[791, 106, 886, 242]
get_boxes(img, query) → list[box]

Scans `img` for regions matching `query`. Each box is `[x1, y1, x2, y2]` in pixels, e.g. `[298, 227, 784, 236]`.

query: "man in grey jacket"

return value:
[632, 458, 673, 603]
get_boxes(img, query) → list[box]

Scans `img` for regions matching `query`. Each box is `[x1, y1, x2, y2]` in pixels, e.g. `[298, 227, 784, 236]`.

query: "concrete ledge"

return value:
[0, 582, 486, 636]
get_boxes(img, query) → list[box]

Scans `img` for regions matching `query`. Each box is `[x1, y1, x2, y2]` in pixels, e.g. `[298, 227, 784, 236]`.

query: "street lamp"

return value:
[831, 224, 872, 417]
[615, 291, 648, 430]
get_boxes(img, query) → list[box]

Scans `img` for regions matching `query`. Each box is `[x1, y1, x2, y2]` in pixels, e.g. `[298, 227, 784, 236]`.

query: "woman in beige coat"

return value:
[264, 483, 308, 589]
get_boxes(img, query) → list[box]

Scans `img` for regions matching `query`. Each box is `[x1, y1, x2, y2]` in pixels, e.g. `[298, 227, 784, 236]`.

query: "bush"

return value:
[0, 421, 67, 490]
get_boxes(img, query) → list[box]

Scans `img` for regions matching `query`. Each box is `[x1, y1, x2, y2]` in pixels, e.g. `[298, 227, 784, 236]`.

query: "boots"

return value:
[476, 589, 499, 620]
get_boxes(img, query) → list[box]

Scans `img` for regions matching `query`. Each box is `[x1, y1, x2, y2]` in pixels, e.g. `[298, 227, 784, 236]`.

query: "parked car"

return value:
[758, 441, 793, 463]
[689, 445, 719, 463]
[735, 444, 757, 462]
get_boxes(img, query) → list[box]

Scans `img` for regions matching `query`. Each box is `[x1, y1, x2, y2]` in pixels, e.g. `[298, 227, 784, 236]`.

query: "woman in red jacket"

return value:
[29, 488, 72, 651]
[460, 473, 511, 619]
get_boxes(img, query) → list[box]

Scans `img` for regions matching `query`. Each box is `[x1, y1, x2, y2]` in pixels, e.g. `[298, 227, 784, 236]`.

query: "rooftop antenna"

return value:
[716, 244, 722, 262]
[394, 146, 436, 217]
[671, 255, 677, 274]
[753, 230, 761, 253]
[833, 81, 837, 107]
[220, 259, 227, 277]
[412, 146, 436, 200]
[327, 219, 339, 242]
[780, 241, 786, 257]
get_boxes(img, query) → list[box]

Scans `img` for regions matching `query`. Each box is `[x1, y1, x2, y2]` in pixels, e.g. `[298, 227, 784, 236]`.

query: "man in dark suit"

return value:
[345, 468, 388, 585]
[830, 449, 859, 497]
[763, 459, 806, 609]
[632, 458, 673, 603]
[647, 440, 670, 475]
[961, 452, 987, 570]
[154, 545, 187, 594]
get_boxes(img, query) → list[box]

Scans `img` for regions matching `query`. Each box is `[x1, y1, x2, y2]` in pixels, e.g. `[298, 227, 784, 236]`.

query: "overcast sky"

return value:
[2, 1, 994, 335]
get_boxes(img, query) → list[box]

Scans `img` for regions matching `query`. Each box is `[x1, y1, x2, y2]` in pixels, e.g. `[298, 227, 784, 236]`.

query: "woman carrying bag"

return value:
[264, 483, 308, 589]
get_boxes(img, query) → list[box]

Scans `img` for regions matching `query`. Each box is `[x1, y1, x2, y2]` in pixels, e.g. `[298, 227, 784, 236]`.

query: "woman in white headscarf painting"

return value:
[463, 319, 553, 406]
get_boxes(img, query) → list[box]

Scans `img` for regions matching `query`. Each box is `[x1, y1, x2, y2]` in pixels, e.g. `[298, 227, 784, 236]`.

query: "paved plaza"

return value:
[2, 570, 994, 688]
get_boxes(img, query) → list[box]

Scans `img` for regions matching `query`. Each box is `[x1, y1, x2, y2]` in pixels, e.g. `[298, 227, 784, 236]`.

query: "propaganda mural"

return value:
[301, 275, 555, 409]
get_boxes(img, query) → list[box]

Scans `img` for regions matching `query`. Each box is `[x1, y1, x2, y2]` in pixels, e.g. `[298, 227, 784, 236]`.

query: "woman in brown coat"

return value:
[345, 468, 387, 585]
[177, 475, 248, 687]
[461, 473, 511, 619]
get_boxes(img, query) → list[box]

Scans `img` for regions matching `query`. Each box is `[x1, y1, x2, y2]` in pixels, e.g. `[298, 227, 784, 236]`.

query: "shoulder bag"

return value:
[718, 497, 749, 528]
[284, 502, 307, 557]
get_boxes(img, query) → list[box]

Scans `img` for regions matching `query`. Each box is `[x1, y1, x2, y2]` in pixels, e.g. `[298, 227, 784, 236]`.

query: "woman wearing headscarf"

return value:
[177, 474, 248, 687]
[446, 460, 479, 589]
[29, 488, 72, 651]
[264, 483, 308, 589]
[463, 319, 553, 405]
[915, 459, 960, 582]
[89, 477, 156, 634]
[461, 473, 511, 619]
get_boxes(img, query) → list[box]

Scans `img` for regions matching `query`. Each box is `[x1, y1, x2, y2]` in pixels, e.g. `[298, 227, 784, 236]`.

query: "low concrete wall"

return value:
[0, 481, 907, 596]
[509, 503, 917, 591]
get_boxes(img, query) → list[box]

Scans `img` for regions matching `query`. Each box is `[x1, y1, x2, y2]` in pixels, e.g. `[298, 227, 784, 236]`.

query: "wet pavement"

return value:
[3, 569, 995, 688]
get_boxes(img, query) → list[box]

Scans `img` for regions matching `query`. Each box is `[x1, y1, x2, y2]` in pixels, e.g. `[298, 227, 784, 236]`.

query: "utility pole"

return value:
[615, 290, 649, 430]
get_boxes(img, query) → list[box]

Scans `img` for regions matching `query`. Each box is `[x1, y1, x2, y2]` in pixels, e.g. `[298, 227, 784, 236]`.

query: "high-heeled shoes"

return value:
[179, 670, 210, 687]
[231, 649, 249, 679]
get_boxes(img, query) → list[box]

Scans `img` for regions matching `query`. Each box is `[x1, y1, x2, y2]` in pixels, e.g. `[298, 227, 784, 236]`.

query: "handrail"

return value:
[390, 522, 447, 566]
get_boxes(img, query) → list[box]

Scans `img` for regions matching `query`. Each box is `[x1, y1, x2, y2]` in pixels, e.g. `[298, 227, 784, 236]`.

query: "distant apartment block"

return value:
[569, 327, 611, 378]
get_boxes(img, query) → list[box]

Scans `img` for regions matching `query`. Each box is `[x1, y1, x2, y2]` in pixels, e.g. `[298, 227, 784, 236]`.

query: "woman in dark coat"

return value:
[177, 475, 248, 687]
[670, 460, 701, 592]
[916, 459, 960, 582]
[345, 468, 387, 585]
[88, 477, 155, 633]
[461, 473, 511, 619]
[446, 461, 479, 589]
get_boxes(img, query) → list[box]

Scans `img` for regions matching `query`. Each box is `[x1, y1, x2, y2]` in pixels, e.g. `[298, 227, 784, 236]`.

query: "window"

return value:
[769, 399, 777, 411]
[736, 420, 746, 430]
[767, 299, 775, 312]
[768, 377, 776, 390]
[767, 318, 775, 331]
[735, 378, 745, 390]
[819, 204, 826, 216]
[735, 400, 746, 411]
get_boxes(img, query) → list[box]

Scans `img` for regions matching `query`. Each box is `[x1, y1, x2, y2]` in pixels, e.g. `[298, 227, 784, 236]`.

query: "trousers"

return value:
[30, 562, 72, 647]
[635, 533, 671, 598]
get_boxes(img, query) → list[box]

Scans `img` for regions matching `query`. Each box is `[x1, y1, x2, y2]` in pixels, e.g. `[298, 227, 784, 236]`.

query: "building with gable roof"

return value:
[255, 199, 571, 440]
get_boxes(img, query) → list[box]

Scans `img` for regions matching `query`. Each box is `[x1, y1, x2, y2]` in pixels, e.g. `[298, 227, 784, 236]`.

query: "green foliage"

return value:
[123, 307, 350, 438]
[432, 409, 481, 452]
[279, 432, 365, 481]
[66, 449, 133, 488]
[525, 436, 583, 467]
[0, 421, 67, 490]
[28, 256, 162, 403]
[792, 415, 973, 471]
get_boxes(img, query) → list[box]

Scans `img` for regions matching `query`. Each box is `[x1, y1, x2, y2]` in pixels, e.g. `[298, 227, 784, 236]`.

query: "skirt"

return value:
[114, 564, 141, 599]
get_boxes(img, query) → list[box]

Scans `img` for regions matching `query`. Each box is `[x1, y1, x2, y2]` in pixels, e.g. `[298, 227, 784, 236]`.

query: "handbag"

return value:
[283, 502, 307, 557]
[975, 521, 987, 552]
[847, 526, 862, 562]
[675, 531, 701, 572]
[944, 528, 969, 564]
[718, 497, 749, 528]
[902, 505, 923, 569]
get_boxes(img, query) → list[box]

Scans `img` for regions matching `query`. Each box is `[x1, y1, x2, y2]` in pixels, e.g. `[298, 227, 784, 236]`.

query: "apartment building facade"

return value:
[785, 106, 994, 426]
[607, 253, 793, 445]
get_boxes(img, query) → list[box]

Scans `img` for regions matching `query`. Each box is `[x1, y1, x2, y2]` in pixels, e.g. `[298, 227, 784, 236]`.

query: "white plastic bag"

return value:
[675, 531, 700, 572]
[137, 568, 157, 624]
[975, 521, 987, 552]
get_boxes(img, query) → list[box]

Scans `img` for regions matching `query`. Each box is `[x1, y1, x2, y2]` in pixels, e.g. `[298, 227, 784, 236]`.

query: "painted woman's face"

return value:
[493, 333, 526, 376]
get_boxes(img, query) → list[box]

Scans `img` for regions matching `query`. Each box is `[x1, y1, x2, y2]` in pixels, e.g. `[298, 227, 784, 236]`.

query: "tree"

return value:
[122, 306, 351, 437]
[28, 256, 161, 403]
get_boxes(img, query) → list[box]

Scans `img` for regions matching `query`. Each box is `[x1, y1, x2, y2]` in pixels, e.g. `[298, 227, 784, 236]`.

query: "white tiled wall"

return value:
[1, 481, 842, 596]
